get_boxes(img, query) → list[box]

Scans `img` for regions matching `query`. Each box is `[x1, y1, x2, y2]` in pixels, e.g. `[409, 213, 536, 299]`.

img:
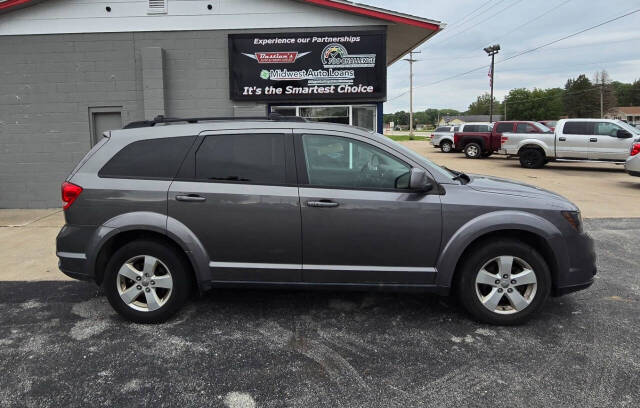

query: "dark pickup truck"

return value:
[454, 121, 551, 159]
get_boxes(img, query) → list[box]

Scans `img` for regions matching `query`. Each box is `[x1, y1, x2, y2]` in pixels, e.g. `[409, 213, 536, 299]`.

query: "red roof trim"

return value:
[0, 0, 35, 10]
[301, 0, 440, 31]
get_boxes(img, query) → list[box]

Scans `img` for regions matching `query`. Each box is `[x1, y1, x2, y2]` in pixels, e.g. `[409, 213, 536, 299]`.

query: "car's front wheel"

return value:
[440, 140, 453, 153]
[519, 148, 546, 168]
[456, 240, 551, 325]
[104, 239, 193, 323]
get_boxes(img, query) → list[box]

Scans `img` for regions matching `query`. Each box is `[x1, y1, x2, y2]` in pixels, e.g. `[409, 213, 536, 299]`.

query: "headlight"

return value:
[561, 211, 583, 232]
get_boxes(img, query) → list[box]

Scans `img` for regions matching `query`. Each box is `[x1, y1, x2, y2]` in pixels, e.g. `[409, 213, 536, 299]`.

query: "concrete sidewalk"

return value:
[0, 209, 68, 281]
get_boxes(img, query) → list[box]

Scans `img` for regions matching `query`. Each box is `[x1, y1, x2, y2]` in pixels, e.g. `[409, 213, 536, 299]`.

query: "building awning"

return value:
[0, 0, 444, 65]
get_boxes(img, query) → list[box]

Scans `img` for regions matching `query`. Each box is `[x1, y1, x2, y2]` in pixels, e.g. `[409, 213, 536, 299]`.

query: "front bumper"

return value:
[553, 231, 597, 296]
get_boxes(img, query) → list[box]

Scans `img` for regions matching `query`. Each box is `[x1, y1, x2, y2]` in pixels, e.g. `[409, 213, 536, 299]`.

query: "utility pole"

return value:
[404, 50, 420, 139]
[504, 100, 507, 121]
[483, 44, 500, 123]
[600, 82, 604, 119]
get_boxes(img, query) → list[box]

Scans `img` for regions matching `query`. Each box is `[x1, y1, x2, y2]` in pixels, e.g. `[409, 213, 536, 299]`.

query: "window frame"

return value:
[174, 129, 297, 187]
[293, 131, 418, 192]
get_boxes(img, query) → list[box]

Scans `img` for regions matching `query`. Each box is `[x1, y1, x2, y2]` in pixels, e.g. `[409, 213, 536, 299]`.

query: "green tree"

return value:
[467, 93, 502, 115]
[564, 74, 599, 117]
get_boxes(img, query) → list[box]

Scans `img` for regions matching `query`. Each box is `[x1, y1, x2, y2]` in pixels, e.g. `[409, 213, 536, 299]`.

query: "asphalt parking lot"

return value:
[1, 218, 639, 407]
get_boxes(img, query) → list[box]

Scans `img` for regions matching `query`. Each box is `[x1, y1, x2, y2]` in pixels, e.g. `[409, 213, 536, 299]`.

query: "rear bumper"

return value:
[56, 225, 95, 281]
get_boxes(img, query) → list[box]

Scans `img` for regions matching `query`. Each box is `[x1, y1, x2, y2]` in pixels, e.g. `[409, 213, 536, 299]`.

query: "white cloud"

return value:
[359, 0, 640, 112]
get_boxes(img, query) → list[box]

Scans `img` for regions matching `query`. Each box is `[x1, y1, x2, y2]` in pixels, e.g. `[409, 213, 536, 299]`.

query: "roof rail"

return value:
[123, 112, 306, 128]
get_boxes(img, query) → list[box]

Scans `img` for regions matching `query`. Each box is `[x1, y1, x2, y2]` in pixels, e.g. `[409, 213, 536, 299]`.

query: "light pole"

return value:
[404, 50, 420, 139]
[483, 44, 500, 122]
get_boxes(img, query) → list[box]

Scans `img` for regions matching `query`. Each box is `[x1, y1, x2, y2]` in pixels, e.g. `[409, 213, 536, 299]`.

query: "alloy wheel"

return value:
[116, 255, 173, 312]
[466, 145, 479, 157]
[474, 255, 537, 315]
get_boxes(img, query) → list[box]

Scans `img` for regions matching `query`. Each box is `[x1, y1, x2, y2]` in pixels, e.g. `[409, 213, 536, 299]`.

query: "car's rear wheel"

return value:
[104, 239, 192, 323]
[440, 140, 453, 153]
[464, 143, 482, 159]
[456, 240, 551, 325]
[519, 148, 546, 168]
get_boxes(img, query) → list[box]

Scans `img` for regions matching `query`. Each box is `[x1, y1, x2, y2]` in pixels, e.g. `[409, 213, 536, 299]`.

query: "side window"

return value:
[301, 134, 411, 190]
[495, 123, 513, 133]
[453, 126, 459, 132]
[465, 125, 477, 132]
[478, 125, 490, 132]
[594, 122, 621, 137]
[563, 122, 594, 135]
[435, 127, 448, 132]
[99, 136, 195, 179]
[195, 134, 286, 184]
[516, 123, 538, 133]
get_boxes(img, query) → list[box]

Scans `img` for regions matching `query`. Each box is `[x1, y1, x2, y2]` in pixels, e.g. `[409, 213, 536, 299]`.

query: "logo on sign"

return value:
[321, 43, 376, 68]
[243, 51, 310, 64]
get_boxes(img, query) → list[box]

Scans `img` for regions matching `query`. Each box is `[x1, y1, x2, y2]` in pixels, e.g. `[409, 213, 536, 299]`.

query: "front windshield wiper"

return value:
[443, 166, 470, 184]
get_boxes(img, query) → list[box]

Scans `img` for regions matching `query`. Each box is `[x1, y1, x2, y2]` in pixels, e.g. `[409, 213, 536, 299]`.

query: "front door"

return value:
[590, 121, 632, 161]
[295, 131, 442, 284]
[168, 129, 301, 282]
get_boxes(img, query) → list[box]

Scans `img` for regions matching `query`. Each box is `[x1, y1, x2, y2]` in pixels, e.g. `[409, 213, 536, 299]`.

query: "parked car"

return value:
[57, 115, 596, 325]
[626, 141, 640, 176]
[539, 120, 557, 131]
[454, 121, 549, 159]
[501, 118, 640, 168]
[430, 125, 459, 153]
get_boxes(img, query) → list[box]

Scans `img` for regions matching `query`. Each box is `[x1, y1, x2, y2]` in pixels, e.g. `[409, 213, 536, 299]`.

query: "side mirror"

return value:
[617, 129, 632, 138]
[409, 168, 433, 192]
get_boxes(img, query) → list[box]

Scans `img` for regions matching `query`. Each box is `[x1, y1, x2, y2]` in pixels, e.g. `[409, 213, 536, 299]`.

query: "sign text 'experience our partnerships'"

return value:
[228, 31, 386, 101]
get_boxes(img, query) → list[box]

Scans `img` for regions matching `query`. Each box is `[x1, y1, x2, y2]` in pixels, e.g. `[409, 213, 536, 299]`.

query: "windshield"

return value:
[616, 120, 640, 135]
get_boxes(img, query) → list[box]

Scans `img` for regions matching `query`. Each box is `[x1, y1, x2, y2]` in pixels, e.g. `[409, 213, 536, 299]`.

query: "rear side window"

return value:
[563, 121, 594, 135]
[464, 125, 489, 132]
[435, 127, 450, 132]
[195, 134, 286, 184]
[99, 136, 195, 179]
[516, 123, 538, 133]
[495, 123, 513, 133]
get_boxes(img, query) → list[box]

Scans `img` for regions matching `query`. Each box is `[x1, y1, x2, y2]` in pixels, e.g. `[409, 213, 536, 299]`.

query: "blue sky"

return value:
[359, 0, 640, 113]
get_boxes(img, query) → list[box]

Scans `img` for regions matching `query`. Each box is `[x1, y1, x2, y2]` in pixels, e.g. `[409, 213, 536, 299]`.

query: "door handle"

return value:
[558, 137, 566, 141]
[175, 194, 206, 202]
[307, 200, 339, 208]
[589, 138, 598, 142]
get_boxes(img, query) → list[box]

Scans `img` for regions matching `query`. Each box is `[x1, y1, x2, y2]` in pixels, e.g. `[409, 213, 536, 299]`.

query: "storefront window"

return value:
[299, 106, 349, 125]
[270, 105, 377, 132]
[352, 105, 376, 131]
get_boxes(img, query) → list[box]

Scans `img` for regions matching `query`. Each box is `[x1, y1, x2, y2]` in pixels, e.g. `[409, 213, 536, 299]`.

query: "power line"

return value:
[387, 8, 640, 102]
[435, 0, 526, 48]
[482, 0, 574, 47]
[446, 0, 496, 30]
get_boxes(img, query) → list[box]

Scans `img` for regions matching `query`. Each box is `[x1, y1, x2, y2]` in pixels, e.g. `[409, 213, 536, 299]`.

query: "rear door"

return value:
[168, 128, 302, 282]
[556, 121, 593, 159]
[295, 130, 442, 285]
[590, 121, 632, 160]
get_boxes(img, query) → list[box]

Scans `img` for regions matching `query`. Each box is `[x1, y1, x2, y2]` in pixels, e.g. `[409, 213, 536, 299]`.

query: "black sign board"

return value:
[228, 31, 386, 101]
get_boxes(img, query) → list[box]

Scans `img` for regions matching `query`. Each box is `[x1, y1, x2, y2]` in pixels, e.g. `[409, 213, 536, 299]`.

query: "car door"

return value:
[556, 121, 592, 159]
[168, 129, 302, 282]
[295, 130, 442, 285]
[590, 121, 632, 160]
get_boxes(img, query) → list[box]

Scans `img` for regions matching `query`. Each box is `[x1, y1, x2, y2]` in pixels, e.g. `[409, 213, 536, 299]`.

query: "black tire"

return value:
[519, 148, 546, 168]
[456, 240, 551, 325]
[440, 140, 453, 153]
[464, 142, 482, 159]
[104, 239, 193, 324]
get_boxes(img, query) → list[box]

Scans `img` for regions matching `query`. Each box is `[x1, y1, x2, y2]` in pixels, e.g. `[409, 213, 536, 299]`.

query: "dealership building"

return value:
[0, 0, 443, 208]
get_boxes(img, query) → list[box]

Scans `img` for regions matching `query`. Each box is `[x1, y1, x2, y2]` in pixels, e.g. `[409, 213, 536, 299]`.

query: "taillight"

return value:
[501, 136, 509, 144]
[61, 182, 83, 210]
[631, 143, 640, 156]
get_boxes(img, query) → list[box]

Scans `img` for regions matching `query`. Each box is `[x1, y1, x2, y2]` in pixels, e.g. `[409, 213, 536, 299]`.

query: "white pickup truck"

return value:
[501, 118, 640, 168]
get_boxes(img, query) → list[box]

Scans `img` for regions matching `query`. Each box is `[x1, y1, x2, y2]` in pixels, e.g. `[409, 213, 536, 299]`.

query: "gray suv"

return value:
[57, 115, 596, 325]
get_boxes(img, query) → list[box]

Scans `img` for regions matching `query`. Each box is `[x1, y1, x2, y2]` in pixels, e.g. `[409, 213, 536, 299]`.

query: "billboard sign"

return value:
[228, 31, 386, 101]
